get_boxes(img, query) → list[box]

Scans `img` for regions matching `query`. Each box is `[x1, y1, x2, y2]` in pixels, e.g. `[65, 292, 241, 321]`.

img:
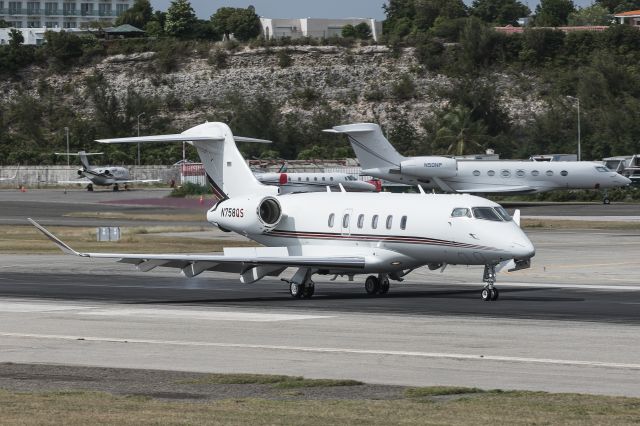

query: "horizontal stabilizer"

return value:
[55, 152, 103, 156]
[96, 135, 271, 144]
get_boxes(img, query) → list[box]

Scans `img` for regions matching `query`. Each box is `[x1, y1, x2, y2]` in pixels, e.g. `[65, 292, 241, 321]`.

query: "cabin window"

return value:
[342, 214, 350, 228]
[473, 170, 480, 176]
[322, 177, 326, 181]
[546, 170, 554, 176]
[501, 170, 511, 177]
[400, 215, 407, 230]
[487, 170, 495, 176]
[516, 170, 525, 177]
[314, 177, 318, 181]
[306, 177, 310, 181]
[357, 214, 364, 229]
[328, 213, 335, 228]
[330, 177, 334, 181]
[531, 170, 539, 176]
[386, 215, 393, 229]
[451, 207, 471, 218]
[298, 177, 302, 182]
[472, 207, 502, 221]
[561, 170, 568, 176]
[371, 215, 378, 229]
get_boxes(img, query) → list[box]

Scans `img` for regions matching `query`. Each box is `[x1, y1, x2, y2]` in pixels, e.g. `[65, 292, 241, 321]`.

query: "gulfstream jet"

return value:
[57, 151, 160, 191]
[326, 123, 631, 201]
[30, 122, 535, 302]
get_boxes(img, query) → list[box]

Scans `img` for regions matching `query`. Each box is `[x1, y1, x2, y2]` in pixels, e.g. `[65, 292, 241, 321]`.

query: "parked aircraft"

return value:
[255, 171, 377, 193]
[325, 123, 631, 203]
[56, 151, 159, 191]
[0, 165, 19, 182]
[31, 122, 535, 301]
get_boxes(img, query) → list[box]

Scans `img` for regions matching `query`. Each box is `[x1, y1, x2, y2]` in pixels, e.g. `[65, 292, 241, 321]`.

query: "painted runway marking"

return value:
[2, 332, 640, 371]
[500, 282, 640, 291]
[79, 309, 333, 322]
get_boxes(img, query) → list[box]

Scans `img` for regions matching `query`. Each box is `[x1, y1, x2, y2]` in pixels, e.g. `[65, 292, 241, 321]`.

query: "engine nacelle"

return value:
[400, 156, 458, 179]
[207, 196, 283, 235]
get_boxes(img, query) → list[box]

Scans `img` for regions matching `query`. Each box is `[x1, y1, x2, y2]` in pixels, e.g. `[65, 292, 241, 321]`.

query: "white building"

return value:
[614, 10, 640, 26]
[0, 26, 86, 44]
[260, 18, 382, 42]
[0, 0, 133, 29]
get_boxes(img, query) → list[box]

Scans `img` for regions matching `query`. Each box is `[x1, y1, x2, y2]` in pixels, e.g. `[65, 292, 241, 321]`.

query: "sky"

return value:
[150, 1, 598, 20]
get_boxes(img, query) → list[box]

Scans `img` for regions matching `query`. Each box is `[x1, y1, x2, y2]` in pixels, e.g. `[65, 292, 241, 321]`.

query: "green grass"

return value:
[179, 373, 363, 388]
[405, 386, 485, 398]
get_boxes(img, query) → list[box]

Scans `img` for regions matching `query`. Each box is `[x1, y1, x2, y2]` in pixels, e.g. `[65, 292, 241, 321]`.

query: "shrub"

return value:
[277, 50, 293, 68]
[169, 182, 212, 197]
[391, 74, 415, 100]
[209, 48, 228, 69]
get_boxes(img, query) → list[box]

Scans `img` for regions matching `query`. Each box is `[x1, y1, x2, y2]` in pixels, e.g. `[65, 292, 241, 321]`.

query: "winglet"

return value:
[28, 218, 83, 256]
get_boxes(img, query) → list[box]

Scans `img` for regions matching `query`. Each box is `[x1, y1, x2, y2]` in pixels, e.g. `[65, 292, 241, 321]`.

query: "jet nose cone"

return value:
[619, 175, 632, 186]
[510, 239, 535, 259]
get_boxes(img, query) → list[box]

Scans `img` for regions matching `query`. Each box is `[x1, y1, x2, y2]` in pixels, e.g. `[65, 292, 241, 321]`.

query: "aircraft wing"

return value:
[29, 219, 365, 283]
[115, 179, 162, 184]
[58, 179, 92, 184]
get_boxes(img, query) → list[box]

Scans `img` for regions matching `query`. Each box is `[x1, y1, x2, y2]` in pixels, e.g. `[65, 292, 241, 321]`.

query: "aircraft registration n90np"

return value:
[29, 122, 535, 301]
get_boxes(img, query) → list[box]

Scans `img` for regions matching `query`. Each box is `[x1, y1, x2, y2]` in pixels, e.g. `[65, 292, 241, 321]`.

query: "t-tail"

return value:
[96, 122, 277, 200]
[324, 123, 406, 173]
[78, 151, 91, 170]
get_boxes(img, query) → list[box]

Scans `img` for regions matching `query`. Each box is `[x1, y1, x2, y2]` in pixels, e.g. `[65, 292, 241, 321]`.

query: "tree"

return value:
[431, 106, 488, 156]
[568, 4, 611, 26]
[471, 0, 530, 26]
[164, 0, 196, 37]
[211, 6, 261, 41]
[596, 0, 640, 13]
[534, 0, 576, 27]
[383, 0, 467, 35]
[0, 19, 10, 28]
[115, 0, 153, 29]
[8, 29, 23, 48]
[341, 24, 356, 38]
[354, 22, 372, 39]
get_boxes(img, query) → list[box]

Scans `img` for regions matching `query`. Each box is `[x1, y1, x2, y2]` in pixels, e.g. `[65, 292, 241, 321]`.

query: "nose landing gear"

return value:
[481, 264, 499, 301]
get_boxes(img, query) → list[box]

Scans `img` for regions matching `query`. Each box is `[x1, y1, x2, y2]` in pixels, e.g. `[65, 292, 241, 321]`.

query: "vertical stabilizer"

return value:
[78, 151, 91, 170]
[324, 123, 405, 170]
[181, 122, 276, 199]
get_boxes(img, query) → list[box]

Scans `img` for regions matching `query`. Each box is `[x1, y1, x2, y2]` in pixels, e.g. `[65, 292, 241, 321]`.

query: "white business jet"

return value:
[57, 151, 160, 191]
[255, 171, 377, 193]
[326, 123, 631, 202]
[30, 122, 535, 301]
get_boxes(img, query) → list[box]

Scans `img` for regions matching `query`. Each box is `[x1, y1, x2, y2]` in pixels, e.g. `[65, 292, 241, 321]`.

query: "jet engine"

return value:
[400, 156, 458, 179]
[207, 196, 283, 235]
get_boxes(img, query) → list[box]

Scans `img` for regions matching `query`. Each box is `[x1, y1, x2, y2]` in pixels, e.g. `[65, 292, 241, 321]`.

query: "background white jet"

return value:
[325, 123, 631, 203]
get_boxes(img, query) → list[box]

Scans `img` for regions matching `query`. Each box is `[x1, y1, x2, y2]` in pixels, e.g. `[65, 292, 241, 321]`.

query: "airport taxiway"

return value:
[1, 191, 640, 396]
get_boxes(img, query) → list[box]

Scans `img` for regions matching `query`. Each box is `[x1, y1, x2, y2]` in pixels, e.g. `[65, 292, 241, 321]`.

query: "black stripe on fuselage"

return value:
[266, 229, 499, 251]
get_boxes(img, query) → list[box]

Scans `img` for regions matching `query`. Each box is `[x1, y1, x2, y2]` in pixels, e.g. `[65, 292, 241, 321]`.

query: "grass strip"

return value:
[179, 373, 363, 388]
[0, 388, 639, 425]
[405, 386, 484, 398]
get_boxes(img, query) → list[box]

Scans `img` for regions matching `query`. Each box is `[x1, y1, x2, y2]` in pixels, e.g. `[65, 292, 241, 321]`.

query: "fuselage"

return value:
[208, 192, 535, 274]
[81, 167, 130, 186]
[256, 172, 376, 192]
[370, 161, 630, 193]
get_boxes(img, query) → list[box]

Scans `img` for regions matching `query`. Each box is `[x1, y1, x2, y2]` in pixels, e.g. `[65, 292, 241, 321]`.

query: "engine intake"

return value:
[400, 156, 458, 179]
[207, 196, 283, 235]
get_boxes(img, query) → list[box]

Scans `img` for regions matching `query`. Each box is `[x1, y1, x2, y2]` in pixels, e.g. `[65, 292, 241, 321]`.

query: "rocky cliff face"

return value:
[1, 45, 543, 132]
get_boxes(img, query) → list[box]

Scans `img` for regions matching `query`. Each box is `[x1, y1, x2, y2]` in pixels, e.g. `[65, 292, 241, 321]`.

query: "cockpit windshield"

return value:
[494, 207, 512, 221]
[595, 166, 609, 172]
[472, 207, 503, 221]
[451, 208, 471, 218]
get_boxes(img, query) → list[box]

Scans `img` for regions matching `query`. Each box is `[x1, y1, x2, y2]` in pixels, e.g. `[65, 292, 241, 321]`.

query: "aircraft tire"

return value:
[87, 184, 93, 192]
[379, 277, 390, 295]
[365, 275, 380, 295]
[481, 288, 492, 301]
[490, 288, 499, 301]
[113, 184, 119, 192]
[603, 198, 610, 205]
[302, 283, 315, 299]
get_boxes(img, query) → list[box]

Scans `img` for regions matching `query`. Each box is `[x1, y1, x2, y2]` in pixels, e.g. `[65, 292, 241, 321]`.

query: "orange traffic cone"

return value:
[199, 195, 204, 205]
[19, 185, 26, 193]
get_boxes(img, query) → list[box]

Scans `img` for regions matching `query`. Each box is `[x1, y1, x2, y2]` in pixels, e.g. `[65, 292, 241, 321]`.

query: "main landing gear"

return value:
[481, 264, 499, 301]
[86, 183, 94, 192]
[113, 183, 120, 192]
[364, 274, 390, 296]
[286, 268, 315, 299]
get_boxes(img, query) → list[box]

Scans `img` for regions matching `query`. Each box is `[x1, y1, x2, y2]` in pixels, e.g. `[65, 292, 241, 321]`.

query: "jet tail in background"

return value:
[324, 123, 405, 170]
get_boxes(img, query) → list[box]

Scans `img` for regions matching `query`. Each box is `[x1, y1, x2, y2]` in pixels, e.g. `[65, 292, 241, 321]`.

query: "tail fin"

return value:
[78, 151, 90, 170]
[96, 122, 276, 199]
[324, 123, 405, 170]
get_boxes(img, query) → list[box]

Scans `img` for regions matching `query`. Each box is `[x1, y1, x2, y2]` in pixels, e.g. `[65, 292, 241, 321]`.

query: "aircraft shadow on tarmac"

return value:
[137, 287, 584, 305]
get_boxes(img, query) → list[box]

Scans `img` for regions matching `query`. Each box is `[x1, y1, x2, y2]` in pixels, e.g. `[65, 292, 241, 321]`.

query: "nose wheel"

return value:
[481, 264, 499, 301]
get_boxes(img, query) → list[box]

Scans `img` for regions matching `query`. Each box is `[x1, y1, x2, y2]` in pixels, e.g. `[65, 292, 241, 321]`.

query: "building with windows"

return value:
[614, 10, 640, 26]
[0, 0, 133, 29]
[260, 18, 382, 42]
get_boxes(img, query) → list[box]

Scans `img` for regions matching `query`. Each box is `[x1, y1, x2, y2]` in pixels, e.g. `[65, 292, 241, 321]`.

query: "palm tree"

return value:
[433, 106, 487, 156]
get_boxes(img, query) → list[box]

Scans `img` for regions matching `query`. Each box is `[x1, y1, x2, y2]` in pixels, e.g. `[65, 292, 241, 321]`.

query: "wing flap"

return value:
[459, 185, 537, 194]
